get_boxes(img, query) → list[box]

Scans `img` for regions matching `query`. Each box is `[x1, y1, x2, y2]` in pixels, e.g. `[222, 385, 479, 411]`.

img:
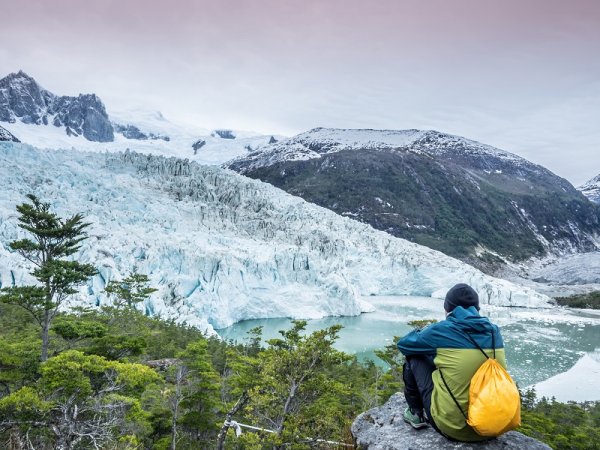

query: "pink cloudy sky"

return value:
[1, 0, 599, 184]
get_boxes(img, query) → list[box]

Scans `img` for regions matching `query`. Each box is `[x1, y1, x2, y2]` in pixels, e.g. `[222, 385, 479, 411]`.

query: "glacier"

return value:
[0, 142, 551, 334]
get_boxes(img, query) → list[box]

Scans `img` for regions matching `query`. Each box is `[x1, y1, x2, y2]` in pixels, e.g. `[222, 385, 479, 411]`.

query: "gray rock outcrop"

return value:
[192, 139, 206, 153]
[0, 125, 19, 142]
[351, 393, 551, 450]
[49, 93, 113, 142]
[212, 129, 236, 139]
[114, 123, 149, 140]
[0, 71, 113, 142]
[0, 70, 52, 124]
[113, 123, 169, 142]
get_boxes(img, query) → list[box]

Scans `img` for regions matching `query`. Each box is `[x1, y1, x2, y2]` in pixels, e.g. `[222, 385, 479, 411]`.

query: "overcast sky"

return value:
[1, 0, 599, 184]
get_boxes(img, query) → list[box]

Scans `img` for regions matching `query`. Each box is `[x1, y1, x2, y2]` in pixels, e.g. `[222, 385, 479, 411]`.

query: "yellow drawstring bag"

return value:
[467, 357, 521, 436]
[441, 330, 521, 437]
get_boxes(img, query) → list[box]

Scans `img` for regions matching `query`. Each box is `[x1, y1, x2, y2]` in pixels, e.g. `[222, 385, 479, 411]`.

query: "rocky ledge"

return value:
[0, 125, 19, 142]
[351, 393, 551, 449]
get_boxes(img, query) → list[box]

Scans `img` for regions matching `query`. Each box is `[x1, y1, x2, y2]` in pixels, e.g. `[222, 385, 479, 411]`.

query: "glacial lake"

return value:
[216, 296, 600, 394]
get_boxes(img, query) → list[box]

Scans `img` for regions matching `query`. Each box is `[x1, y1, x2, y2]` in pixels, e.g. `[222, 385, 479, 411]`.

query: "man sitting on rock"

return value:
[396, 283, 507, 442]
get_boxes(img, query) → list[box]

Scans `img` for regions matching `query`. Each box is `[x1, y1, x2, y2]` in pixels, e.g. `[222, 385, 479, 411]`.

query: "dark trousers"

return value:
[403, 355, 442, 433]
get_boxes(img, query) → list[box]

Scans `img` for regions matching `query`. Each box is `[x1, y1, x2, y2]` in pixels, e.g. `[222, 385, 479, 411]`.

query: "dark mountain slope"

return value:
[227, 128, 600, 268]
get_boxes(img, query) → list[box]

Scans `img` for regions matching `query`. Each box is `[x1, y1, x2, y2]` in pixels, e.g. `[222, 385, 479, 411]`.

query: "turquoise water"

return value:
[216, 296, 600, 387]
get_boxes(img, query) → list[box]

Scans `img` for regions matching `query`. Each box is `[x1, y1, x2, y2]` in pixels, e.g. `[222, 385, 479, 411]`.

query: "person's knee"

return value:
[402, 359, 413, 385]
[407, 355, 435, 373]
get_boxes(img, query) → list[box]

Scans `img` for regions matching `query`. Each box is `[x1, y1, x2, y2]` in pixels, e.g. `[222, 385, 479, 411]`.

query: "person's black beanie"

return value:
[444, 283, 480, 312]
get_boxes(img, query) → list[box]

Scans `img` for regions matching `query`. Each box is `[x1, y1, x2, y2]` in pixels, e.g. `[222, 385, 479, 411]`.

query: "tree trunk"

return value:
[272, 381, 297, 449]
[216, 391, 249, 450]
[40, 310, 50, 362]
[171, 364, 185, 450]
[8, 427, 24, 450]
[171, 390, 179, 450]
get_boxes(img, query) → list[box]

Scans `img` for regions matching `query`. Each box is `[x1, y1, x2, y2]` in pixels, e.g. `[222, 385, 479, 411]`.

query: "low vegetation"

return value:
[520, 388, 600, 450]
[555, 292, 600, 309]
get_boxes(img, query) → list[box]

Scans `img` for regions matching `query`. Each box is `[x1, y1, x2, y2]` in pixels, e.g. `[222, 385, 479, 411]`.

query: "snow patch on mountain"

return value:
[579, 174, 600, 204]
[0, 143, 551, 334]
[227, 127, 531, 173]
[2, 105, 281, 166]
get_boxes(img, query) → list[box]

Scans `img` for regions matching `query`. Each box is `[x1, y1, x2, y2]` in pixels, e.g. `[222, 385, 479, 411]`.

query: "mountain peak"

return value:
[579, 173, 600, 204]
[4, 69, 36, 81]
[0, 71, 113, 142]
[581, 173, 600, 187]
[1, 70, 46, 92]
[293, 127, 513, 156]
[0, 71, 52, 125]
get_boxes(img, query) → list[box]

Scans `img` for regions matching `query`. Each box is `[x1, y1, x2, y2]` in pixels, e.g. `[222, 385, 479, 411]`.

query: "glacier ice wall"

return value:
[0, 143, 551, 334]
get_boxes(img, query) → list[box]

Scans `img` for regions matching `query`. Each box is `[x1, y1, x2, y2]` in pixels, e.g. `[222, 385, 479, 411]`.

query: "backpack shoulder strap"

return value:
[439, 368, 468, 420]
[465, 331, 496, 359]
[437, 327, 497, 422]
[463, 328, 496, 359]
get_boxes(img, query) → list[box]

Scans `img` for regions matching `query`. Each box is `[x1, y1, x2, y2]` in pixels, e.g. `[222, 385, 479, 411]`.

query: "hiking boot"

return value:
[403, 407, 428, 429]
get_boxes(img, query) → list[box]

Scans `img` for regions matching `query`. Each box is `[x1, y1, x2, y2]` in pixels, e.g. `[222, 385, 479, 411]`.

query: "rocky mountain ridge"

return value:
[230, 127, 532, 172]
[0, 125, 19, 142]
[227, 128, 600, 269]
[0, 70, 113, 142]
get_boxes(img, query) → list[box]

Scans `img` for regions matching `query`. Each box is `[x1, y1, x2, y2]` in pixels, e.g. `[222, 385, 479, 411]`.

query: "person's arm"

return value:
[397, 325, 437, 356]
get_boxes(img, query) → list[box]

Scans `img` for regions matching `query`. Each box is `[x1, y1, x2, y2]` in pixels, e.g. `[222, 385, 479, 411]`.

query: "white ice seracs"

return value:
[0, 143, 551, 335]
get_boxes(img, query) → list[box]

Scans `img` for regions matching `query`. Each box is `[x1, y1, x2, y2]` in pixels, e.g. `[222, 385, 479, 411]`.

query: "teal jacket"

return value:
[397, 306, 506, 441]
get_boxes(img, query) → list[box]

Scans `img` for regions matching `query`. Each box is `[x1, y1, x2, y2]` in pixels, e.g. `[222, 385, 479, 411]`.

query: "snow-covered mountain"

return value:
[579, 174, 600, 204]
[0, 125, 18, 142]
[0, 71, 281, 164]
[228, 127, 532, 172]
[0, 142, 551, 334]
[227, 128, 600, 269]
[106, 107, 282, 164]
